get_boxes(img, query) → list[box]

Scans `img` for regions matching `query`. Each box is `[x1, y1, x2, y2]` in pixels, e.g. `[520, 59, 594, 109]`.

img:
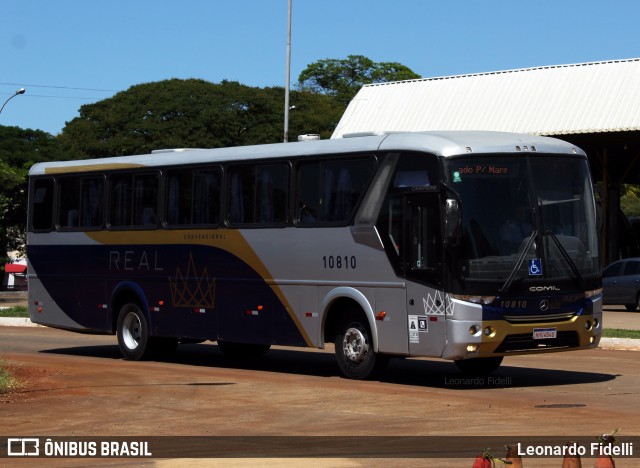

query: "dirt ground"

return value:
[2, 291, 640, 467]
[2, 325, 640, 467]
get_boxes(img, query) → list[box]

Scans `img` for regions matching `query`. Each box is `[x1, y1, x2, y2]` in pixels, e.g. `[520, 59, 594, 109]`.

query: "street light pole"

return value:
[283, 0, 292, 142]
[0, 88, 26, 118]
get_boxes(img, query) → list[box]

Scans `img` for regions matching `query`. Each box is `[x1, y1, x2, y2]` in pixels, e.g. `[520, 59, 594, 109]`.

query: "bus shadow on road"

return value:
[40, 342, 617, 389]
[383, 358, 616, 389]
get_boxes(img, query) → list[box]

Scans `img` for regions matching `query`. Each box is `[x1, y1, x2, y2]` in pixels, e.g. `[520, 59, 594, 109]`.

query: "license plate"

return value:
[533, 327, 557, 340]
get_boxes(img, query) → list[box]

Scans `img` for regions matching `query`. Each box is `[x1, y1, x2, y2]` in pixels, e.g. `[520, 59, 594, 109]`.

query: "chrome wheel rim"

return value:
[122, 312, 142, 350]
[342, 327, 368, 364]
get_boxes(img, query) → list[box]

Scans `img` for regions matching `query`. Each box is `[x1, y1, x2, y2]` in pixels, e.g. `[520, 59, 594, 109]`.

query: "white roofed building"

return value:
[332, 58, 640, 138]
[332, 58, 640, 263]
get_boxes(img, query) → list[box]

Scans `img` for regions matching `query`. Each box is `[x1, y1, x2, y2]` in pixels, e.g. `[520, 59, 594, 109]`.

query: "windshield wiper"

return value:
[499, 230, 537, 294]
[546, 230, 587, 291]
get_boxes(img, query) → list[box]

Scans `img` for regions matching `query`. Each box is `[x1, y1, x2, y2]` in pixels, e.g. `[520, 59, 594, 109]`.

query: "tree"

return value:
[59, 79, 260, 157]
[0, 126, 66, 286]
[287, 89, 344, 140]
[59, 79, 342, 158]
[297, 54, 421, 105]
[621, 185, 640, 218]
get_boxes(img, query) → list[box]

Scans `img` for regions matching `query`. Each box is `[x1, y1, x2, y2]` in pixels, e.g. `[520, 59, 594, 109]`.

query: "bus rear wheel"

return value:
[335, 317, 388, 380]
[117, 303, 178, 360]
[454, 356, 503, 375]
[117, 303, 151, 360]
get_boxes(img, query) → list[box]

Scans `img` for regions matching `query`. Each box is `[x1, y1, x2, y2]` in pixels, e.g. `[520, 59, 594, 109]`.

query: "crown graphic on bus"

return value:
[169, 253, 216, 309]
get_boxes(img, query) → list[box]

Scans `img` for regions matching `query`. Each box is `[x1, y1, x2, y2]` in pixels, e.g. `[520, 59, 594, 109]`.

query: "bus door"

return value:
[403, 193, 448, 357]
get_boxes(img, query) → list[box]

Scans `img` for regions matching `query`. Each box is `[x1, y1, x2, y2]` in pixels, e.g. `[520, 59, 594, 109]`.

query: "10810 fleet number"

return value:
[323, 256, 357, 269]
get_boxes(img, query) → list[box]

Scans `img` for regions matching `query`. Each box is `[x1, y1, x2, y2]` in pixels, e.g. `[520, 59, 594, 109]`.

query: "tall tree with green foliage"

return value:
[297, 54, 421, 105]
[59, 79, 343, 158]
[0, 126, 67, 286]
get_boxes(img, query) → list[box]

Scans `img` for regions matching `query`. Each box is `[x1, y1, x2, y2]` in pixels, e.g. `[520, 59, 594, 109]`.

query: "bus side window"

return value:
[295, 157, 376, 225]
[228, 164, 288, 226]
[295, 162, 320, 225]
[109, 174, 132, 227]
[108, 172, 159, 228]
[322, 159, 376, 222]
[79, 177, 104, 228]
[193, 168, 221, 225]
[31, 178, 55, 231]
[58, 177, 81, 229]
[256, 164, 288, 224]
[228, 169, 249, 224]
[166, 167, 221, 227]
[166, 169, 193, 225]
[133, 174, 159, 227]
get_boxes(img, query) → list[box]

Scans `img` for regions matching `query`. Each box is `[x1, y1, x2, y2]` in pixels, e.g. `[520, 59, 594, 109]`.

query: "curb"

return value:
[0, 317, 639, 351]
[597, 337, 640, 351]
[0, 317, 41, 327]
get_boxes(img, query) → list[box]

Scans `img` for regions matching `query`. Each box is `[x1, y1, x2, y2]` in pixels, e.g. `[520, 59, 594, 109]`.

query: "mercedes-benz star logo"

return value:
[539, 299, 549, 312]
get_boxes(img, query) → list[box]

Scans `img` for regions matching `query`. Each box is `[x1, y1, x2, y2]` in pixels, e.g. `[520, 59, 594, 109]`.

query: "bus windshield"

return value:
[447, 155, 599, 284]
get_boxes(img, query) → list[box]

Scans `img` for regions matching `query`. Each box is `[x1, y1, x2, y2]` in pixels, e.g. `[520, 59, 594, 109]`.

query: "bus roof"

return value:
[29, 131, 585, 176]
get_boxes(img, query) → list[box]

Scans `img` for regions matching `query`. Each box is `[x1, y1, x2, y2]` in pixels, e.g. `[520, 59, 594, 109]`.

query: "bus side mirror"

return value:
[444, 199, 461, 245]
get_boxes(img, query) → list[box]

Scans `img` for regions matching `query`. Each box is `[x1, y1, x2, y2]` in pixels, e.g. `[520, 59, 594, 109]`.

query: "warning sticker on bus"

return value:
[533, 328, 557, 340]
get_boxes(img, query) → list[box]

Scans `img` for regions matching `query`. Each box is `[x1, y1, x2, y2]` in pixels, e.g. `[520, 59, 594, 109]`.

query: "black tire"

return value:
[454, 356, 503, 375]
[624, 295, 639, 311]
[217, 340, 271, 359]
[117, 303, 152, 360]
[334, 316, 388, 380]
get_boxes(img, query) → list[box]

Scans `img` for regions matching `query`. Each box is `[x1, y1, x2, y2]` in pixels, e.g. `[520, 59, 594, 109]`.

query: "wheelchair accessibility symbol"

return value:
[529, 259, 543, 276]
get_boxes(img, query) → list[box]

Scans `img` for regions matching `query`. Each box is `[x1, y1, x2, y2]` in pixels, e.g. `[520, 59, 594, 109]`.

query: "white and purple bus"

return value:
[27, 131, 602, 379]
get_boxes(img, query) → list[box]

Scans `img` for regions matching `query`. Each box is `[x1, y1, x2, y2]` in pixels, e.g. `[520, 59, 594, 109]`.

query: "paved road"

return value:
[603, 305, 640, 330]
[1, 326, 639, 467]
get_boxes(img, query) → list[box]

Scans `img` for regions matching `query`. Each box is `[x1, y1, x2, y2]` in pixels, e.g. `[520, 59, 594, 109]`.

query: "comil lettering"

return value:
[529, 286, 560, 292]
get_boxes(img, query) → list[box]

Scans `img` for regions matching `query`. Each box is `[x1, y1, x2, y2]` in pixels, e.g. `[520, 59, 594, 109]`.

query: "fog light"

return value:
[585, 320, 592, 331]
[466, 344, 478, 352]
[594, 318, 600, 329]
[469, 325, 478, 335]
[484, 326, 496, 337]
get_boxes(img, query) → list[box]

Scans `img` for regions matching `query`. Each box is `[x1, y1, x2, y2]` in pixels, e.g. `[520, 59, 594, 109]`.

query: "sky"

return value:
[2, 0, 640, 135]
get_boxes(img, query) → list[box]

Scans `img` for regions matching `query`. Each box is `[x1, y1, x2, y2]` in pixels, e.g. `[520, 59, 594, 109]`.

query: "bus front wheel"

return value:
[335, 318, 388, 380]
[117, 303, 152, 360]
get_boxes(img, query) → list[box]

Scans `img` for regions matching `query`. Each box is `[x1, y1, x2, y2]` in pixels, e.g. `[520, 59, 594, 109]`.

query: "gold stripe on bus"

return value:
[85, 229, 314, 347]
[45, 163, 146, 174]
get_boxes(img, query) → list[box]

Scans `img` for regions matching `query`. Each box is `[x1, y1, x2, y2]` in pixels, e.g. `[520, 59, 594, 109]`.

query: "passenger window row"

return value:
[30, 156, 377, 232]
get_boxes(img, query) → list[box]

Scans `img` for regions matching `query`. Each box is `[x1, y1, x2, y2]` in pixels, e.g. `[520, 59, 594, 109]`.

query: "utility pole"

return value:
[283, 0, 292, 142]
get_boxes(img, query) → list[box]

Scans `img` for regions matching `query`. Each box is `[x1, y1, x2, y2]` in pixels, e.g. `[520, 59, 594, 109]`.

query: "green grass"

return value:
[602, 328, 640, 339]
[0, 306, 28, 317]
[0, 360, 18, 394]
